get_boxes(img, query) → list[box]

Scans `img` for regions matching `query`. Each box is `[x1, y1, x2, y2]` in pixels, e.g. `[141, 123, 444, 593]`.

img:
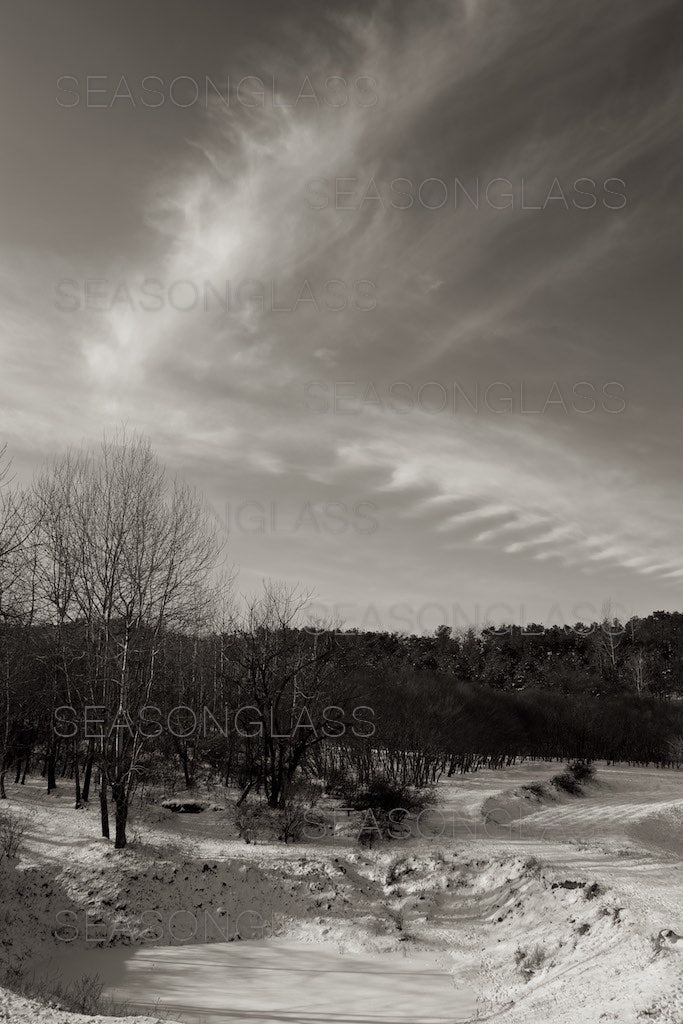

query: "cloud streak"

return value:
[1, 0, 682, 625]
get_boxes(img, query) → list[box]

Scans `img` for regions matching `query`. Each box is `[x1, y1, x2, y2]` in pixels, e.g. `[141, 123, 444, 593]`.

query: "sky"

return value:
[1, 0, 682, 633]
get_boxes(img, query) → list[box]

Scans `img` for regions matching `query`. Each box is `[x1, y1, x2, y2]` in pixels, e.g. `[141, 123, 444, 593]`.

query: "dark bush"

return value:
[551, 772, 582, 795]
[583, 881, 605, 901]
[567, 760, 595, 783]
[521, 782, 546, 799]
[349, 776, 433, 815]
[324, 766, 355, 800]
[350, 776, 433, 846]
[275, 785, 323, 844]
[275, 801, 308, 843]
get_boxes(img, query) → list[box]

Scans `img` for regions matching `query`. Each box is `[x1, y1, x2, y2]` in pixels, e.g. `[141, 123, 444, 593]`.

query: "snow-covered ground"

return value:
[0, 761, 681, 1024]
[33, 939, 477, 1023]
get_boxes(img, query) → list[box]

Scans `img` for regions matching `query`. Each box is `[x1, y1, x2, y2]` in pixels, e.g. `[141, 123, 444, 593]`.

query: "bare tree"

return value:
[33, 430, 224, 846]
[225, 581, 361, 808]
[0, 447, 37, 799]
[591, 599, 623, 684]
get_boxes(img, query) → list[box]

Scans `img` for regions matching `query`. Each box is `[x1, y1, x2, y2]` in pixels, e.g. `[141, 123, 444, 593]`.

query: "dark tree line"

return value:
[342, 617, 683, 699]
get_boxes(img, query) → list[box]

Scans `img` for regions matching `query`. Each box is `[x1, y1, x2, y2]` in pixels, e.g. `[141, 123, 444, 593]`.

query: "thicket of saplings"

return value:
[0, 433, 681, 849]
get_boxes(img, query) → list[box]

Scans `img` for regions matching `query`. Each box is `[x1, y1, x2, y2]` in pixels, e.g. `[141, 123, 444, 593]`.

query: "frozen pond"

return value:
[35, 939, 476, 1023]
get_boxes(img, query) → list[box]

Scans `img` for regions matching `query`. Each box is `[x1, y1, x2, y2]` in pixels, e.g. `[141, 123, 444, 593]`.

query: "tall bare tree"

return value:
[33, 431, 223, 845]
[0, 446, 37, 798]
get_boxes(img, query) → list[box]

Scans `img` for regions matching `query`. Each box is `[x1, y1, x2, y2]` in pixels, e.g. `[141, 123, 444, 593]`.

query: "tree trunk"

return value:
[74, 748, 82, 808]
[100, 777, 110, 839]
[267, 767, 282, 808]
[82, 747, 93, 802]
[236, 781, 253, 807]
[47, 746, 58, 793]
[181, 744, 193, 788]
[112, 781, 128, 849]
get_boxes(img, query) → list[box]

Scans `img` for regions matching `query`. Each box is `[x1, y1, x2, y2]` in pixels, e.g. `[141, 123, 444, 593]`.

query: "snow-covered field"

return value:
[1, 762, 681, 1024]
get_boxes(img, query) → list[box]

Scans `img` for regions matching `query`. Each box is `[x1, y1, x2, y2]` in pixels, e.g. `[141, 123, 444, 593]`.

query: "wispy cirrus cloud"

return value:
[1, 0, 682, 624]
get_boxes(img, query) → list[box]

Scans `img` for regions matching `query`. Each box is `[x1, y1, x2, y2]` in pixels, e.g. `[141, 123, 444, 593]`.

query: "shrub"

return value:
[551, 772, 582, 795]
[552, 759, 596, 795]
[515, 945, 546, 978]
[236, 789, 321, 845]
[324, 766, 355, 800]
[350, 776, 433, 815]
[272, 780, 323, 844]
[350, 777, 433, 847]
[583, 881, 605, 901]
[0, 809, 33, 863]
[287, 779, 323, 806]
[386, 855, 415, 885]
[567, 760, 595, 783]
[386, 904, 416, 941]
[276, 800, 312, 844]
[7, 970, 131, 1018]
[521, 782, 546, 799]
[234, 802, 273, 844]
[61, 975, 108, 1015]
